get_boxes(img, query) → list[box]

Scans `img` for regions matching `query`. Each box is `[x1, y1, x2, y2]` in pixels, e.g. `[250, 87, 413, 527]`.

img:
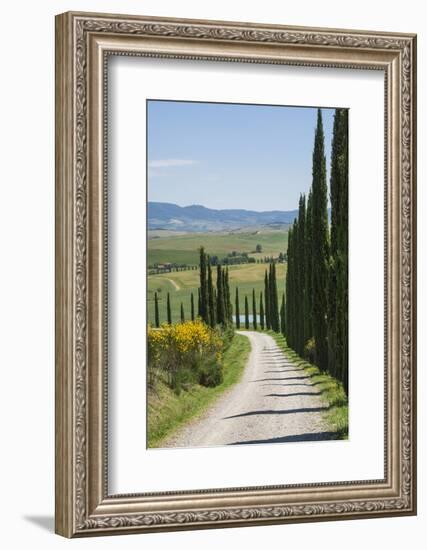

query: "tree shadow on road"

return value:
[224, 406, 330, 420]
[252, 376, 310, 382]
[262, 368, 301, 374]
[228, 431, 339, 445]
[260, 382, 313, 387]
[264, 391, 322, 397]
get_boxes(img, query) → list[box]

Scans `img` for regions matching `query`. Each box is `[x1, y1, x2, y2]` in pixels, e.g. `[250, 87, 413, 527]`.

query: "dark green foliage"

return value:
[252, 288, 257, 330]
[180, 302, 185, 323]
[285, 194, 308, 354]
[197, 357, 224, 387]
[216, 264, 225, 325]
[280, 293, 286, 336]
[235, 287, 240, 329]
[223, 268, 228, 322]
[284, 108, 348, 391]
[269, 264, 274, 331]
[259, 292, 265, 330]
[285, 226, 293, 346]
[207, 260, 215, 327]
[190, 292, 195, 321]
[154, 292, 160, 328]
[197, 248, 233, 329]
[244, 296, 249, 329]
[305, 190, 314, 340]
[199, 247, 209, 323]
[297, 195, 306, 352]
[328, 109, 349, 392]
[268, 263, 280, 332]
[311, 109, 329, 371]
[197, 288, 201, 317]
[167, 292, 172, 325]
[225, 268, 232, 323]
[264, 270, 270, 330]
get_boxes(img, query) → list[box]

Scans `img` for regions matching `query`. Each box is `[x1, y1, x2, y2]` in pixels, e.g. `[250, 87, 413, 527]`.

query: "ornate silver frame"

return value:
[55, 11, 417, 537]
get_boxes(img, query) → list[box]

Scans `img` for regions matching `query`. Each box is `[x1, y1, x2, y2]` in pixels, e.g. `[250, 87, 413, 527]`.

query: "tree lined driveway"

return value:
[162, 331, 336, 448]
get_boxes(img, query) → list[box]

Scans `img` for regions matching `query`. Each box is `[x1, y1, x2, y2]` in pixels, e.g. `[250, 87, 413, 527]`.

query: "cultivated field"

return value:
[148, 227, 288, 267]
[147, 228, 288, 325]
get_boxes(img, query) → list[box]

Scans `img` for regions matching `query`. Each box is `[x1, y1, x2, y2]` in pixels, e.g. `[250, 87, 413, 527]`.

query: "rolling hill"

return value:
[148, 201, 298, 232]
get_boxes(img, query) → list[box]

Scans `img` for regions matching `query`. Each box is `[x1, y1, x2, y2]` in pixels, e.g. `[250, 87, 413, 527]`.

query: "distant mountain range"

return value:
[148, 202, 299, 232]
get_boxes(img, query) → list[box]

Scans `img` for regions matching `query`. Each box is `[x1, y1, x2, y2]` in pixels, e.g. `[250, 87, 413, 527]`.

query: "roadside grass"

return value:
[268, 331, 348, 439]
[147, 333, 251, 447]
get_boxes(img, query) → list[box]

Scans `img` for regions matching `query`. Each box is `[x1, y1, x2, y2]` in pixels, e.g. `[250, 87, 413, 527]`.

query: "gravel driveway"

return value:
[162, 331, 336, 448]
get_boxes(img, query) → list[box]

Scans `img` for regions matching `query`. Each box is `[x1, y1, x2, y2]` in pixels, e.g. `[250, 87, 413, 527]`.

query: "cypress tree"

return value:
[269, 263, 279, 332]
[190, 292, 195, 321]
[340, 109, 349, 393]
[154, 292, 160, 328]
[244, 296, 249, 329]
[328, 108, 349, 390]
[269, 264, 273, 330]
[259, 292, 265, 330]
[297, 195, 306, 353]
[264, 270, 270, 330]
[294, 220, 299, 345]
[225, 268, 232, 323]
[216, 265, 224, 325]
[311, 109, 329, 371]
[235, 287, 240, 329]
[274, 263, 280, 332]
[328, 110, 339, 377]
[286, 219, 298, 347]
[252, 288, 257, 330]
[199, 247, 208, 323]
[166, 292, 172, 325]
[222, 268, 228, 323]
[285, 227, 293, 344]
[305, 190, 314, 342]
[180, 302, 185, 323]
[207, 260, 215, 327]
[280, 293, 286, 336]
[197, 287, 201, 317]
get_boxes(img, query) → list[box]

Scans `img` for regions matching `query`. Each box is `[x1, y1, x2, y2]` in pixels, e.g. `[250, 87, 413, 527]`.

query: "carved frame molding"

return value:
[55, 12, 416, 537]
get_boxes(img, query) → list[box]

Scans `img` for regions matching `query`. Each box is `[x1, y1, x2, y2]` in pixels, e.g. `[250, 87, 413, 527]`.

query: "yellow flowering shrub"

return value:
[148, 320, 224, 390]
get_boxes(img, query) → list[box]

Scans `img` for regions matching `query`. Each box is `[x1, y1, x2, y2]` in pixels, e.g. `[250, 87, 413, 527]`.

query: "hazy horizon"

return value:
[148, 199, 299, 214]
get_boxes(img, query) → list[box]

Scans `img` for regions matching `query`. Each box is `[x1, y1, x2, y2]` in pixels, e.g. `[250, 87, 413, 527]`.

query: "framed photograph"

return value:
[55, 11, 417, 537]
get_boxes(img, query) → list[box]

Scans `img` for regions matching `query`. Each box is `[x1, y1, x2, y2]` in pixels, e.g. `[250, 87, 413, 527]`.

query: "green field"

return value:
[148, 228, 288, 325]
[148, 228, 288, 267]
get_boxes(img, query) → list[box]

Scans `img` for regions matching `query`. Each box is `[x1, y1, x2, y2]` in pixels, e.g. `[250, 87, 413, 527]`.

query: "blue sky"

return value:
[147, 100, 336, 212]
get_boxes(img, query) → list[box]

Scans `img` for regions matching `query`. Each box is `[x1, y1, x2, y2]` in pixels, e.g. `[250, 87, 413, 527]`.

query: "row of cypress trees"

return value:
[152, 257, 280, 330]
[153, 291, 174, 326]
[198, 247, 233, 328]
[285, 108, 348, 393]
[235, 287, 285, 333]
[153, 289, 198, 326]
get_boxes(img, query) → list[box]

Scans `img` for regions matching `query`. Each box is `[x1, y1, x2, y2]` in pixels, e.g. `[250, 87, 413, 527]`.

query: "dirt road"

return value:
[162, 331, 336, 448]
[165, 277, 180, 291]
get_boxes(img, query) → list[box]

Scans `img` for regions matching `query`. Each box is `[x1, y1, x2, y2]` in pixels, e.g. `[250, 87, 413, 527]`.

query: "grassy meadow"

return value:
[148, 228, 288, 267]
[147, 228, 288, 325]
